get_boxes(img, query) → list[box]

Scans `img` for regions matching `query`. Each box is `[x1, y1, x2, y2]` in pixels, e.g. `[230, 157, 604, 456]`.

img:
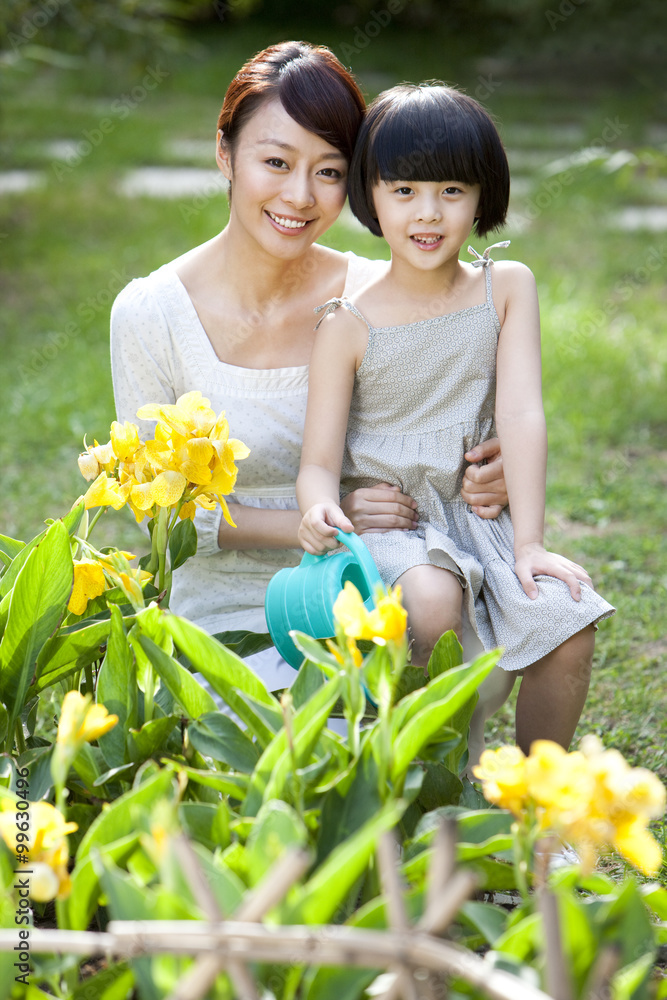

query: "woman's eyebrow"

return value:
[255, 138, 346, 159]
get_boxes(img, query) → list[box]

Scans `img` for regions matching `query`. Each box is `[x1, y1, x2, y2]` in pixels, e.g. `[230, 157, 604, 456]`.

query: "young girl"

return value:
[296, 83, 614, 756]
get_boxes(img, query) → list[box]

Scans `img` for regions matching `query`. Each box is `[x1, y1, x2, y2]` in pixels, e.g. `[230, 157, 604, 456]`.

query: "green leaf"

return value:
[610, 952, 655, 1000]
[168, 516, 197, 571]
[129, 715, 179, 762]
[242, 674, 342, 816]
[390, 653, 499, 784]
[417, 761, 463, 811]
[163, 761, 249, 801]
[67, 833, 139, 931]
[70, 963, 134, 1000]
[97, 606, 138, 770]
[179, 801, 231, 852]
[290, 659, 326, 708]
[289, 630, 341, 671]
[246, 800, 308, 886]
[163, 614, 280, 744]
[459, 900, 509, 945]
[494, 912, 542, 961]
[211, 629, 274, 659]
[76, 767, 176, 863]
[0, 520, 73, 733]
[35, 618, 112, 684]
[0, 534, 25, 566]
[288, 798, 406, 925]
[428, 630, 463, 678]
[187, 712, 261, 773]
[135, 632, 218, 719]
[316, 746, 382, 865]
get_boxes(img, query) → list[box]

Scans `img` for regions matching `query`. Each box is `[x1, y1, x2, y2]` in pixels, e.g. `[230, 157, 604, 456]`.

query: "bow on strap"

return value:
[468, 240, 511, 267]
[313, 297, 344, 330]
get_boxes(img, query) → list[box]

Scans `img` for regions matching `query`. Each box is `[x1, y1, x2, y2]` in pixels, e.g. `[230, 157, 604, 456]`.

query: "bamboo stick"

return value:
[0, 924, 552, 1000]
[376, 832, 419, 1000]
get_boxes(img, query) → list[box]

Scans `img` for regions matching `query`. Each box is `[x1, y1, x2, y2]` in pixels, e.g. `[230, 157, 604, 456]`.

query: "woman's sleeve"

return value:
[110, 276, 224, 556]
[110, 277, 177, 440]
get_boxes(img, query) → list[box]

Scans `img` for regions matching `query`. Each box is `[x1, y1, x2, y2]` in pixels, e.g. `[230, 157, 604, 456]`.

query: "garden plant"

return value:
[0, 393, 665, 1000]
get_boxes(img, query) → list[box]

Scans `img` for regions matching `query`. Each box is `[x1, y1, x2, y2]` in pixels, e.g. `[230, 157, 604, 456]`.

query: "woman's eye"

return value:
[318, 167, 343, 179]
[266, 157, 288, 169]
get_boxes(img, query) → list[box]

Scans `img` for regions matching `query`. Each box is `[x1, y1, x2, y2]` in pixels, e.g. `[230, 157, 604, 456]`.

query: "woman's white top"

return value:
[110, 249, 386, 636]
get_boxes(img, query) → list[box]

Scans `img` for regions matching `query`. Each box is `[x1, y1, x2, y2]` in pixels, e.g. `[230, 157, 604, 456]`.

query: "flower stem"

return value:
[85, 506, 105, 540]
[14, 720, 26, 757]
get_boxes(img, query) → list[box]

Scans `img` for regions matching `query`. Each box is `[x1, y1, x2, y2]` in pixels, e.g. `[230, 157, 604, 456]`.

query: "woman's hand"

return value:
[340, 483, 418, 534]
[299, 502, 354, 555]
[461, 438, 508, 519]
[514, 542, 593, 601]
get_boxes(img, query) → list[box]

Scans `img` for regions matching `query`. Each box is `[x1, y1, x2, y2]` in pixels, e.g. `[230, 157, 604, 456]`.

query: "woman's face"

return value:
[217, 99, 349, 259]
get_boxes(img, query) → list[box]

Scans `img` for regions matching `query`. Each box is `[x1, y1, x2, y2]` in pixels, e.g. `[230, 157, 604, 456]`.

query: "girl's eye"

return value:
[395, 186, 413, 195]
[444, 186, 462, 194]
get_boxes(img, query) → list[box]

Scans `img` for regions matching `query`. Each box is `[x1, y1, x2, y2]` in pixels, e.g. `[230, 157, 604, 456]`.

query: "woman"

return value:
[111, 41, 508, 706]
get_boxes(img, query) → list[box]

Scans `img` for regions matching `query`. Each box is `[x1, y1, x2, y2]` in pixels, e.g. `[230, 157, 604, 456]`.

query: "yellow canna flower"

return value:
[473, 746, 529, 817]
[83, 472, 128, 510]
[526, 741, 595, 827]
[68, 559, 106, 615]
[130, 481, 156, 511]
[333, 582, 407, 646]
[110, 420, 140, 461]
[612, 815, 664, 877]
[0, 800, 77, 901]
[57, 691, 118, 750]
[326, 637, 363, 668]
[150, 470, 186, 507]
[368, 586, 408, 644]
[179, 500, 196, 521]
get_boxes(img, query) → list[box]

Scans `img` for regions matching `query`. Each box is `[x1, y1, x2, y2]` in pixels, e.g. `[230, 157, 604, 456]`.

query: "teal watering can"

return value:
[264, 530, 384, 669]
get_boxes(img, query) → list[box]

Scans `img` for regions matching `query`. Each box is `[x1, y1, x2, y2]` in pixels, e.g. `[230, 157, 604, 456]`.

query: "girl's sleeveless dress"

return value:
[315, 249, 615, 673]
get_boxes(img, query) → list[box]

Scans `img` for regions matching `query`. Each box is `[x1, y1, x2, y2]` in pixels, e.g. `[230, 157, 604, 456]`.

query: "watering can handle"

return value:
[300, 530, 384, 591]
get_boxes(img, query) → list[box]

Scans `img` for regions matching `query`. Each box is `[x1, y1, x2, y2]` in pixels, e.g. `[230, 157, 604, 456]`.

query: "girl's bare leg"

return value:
[515, 624, 595, 754]
[396, 564, 463, 667]
[466, 667, 518, 777]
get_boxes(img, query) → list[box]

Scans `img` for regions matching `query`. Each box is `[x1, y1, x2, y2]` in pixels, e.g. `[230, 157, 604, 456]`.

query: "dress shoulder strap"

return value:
[467, 240, 511, 306]
[313, 296, 372, 331]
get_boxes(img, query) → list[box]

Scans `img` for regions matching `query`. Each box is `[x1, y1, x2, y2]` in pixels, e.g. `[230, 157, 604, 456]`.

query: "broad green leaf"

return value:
[316, 746, 382, 865]
[611, 952, 655, 1000]
[289, 631, 340, 671]
[76, 767, 176, 862]
[428, 630, 463, 678]
[35, 618, 112, 682]
[405, 806, 514, 860]
[0, 533, 25, 565]
[162, 761, 249, 800]
[185, 841, 245, 917]
[242, 674, 342, 816]
[494, 912, 542, 961]
[70, 963, 134, 1000]
[290, 659, 326, 708]
[163, 614, 279, 744]
[459, 900, 509, 945]
[641, 883, 667, 920]
[246, 800, 308, 886]
[97, 606, 138, 769]
[129, 715, 179, 761]
[287, 798, 406, 925]
[390, 653, 499, 784]
[135, 632, 217, 719]
[67, 834, 139, 930]
[211, 629, 274, 659]
[0, 520, 73, 733]
[168, 516, 198, 571]
[417, 761, 463, 811]
[179, 801, 231, 852]
[0, 502, 82, 600]
[187, 712, 261, 773]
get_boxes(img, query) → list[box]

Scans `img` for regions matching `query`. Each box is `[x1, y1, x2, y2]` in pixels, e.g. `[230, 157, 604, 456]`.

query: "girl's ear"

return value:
[216, 129, 233, 181]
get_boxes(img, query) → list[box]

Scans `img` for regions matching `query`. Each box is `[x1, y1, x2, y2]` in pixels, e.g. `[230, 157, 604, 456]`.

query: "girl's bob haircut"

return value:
[218, 41, 365, 164]
[348, 83, 510, 238]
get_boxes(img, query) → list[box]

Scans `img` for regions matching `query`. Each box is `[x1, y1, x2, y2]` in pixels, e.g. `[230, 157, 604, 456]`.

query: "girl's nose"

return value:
[416, 199, 442, 223]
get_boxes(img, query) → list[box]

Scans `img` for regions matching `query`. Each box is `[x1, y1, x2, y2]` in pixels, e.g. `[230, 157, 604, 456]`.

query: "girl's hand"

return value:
[341, 483, 418, 533]
[514, 543, 593, 601]
[462, 438, 508, 519]
[299, 502, 354, 555]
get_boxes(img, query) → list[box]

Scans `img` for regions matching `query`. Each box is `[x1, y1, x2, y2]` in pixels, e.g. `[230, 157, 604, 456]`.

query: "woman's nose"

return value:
[282, 170, 315, 210]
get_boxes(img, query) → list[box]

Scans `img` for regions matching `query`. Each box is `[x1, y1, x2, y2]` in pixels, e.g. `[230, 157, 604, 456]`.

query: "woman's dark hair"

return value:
[347, 83, 510, 238]
[218, 41, 366, 164]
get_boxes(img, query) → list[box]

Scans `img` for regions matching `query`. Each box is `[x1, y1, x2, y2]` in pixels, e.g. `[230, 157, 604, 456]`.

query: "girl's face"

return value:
[371, 178, 481, 270]
[217, 99, 349, 259]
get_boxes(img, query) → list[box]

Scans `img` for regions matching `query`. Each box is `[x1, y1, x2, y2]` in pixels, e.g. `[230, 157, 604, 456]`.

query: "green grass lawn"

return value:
[1, 26, 665, 854]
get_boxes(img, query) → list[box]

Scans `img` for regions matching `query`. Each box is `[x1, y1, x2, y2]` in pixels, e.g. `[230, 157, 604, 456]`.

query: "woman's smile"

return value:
[265, 210, 314, 233]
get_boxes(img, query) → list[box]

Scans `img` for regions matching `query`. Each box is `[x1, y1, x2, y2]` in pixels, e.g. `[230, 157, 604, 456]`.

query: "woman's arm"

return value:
[461, 438, 508, 517]
[297, 309, 363, 554]
[495, 263, 590, 600]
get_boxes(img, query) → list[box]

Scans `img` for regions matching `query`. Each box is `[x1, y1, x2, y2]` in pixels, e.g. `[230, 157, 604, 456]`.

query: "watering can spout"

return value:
[264, 531, 384, 670]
